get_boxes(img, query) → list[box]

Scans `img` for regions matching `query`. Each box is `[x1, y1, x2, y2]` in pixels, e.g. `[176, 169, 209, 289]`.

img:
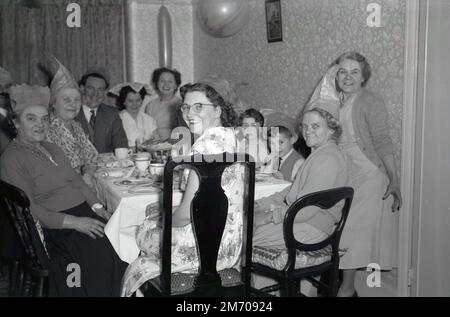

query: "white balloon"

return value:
[197, 0, 250, 38]
[158, 6, 172, 68]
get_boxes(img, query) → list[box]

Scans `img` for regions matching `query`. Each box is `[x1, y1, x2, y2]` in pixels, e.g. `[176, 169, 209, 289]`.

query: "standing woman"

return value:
[331, 52, 402, 297]
[144, 67, 182, 141]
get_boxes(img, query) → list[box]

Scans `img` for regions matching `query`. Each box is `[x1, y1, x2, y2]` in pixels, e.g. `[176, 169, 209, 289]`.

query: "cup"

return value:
[115, 148, 132, 160]
[135, 159, 150, 173]
[136, 152, 151, 160]
[149, 163, 165, 176]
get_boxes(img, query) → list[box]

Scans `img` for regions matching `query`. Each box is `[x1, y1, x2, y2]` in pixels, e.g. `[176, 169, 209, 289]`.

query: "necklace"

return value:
[14, 139, 58, 166]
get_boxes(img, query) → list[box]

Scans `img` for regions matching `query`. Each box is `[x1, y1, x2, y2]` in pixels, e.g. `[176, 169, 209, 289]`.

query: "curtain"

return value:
[0, 0, 125, 87]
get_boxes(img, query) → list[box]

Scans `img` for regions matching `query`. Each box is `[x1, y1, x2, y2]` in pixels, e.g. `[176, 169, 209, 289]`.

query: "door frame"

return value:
[398, 0, 420, 297]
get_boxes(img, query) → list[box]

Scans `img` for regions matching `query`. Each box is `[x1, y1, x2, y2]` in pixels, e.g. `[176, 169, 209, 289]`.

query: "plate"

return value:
[113, 179, 154, 187]
[128, 186, 161, 194]
[255, 173, 271, 182]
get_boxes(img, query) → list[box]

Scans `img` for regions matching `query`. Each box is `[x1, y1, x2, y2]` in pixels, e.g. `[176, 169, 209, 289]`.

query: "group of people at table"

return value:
[0, 51, 402, 297]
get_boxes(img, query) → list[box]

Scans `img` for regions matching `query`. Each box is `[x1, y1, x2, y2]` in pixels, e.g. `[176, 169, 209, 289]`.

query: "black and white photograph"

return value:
[0, 0, 449, 301]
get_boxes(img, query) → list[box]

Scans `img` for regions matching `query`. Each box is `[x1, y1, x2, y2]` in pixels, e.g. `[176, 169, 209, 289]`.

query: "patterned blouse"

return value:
[46, 113, 98, 173]
[121, 127, 245, 297]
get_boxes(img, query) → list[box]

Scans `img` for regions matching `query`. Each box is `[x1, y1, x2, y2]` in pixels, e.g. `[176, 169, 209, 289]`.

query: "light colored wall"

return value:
[414, 0, 450, 297]
[193, 0, 405, 167]
[126, 0, 193, 90]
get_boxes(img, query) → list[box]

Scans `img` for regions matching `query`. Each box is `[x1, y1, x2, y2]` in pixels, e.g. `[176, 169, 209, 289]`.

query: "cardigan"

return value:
[0, 141, 98, 229]
[347, 88, 395, 176]
[257, 141, 347, 235]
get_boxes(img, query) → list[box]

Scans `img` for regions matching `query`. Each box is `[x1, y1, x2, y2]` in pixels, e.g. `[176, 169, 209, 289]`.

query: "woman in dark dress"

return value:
[0, 85, 126, 296]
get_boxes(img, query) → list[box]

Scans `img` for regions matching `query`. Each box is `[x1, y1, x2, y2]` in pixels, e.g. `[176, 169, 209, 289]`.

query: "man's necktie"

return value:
[89, 109, 96, 129]
[278, 157, 283, 170]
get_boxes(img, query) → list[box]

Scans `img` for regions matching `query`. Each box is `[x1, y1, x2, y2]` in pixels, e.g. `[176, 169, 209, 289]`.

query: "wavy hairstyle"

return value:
[301, 107, 342, 141]
[180, 82, 238, 128]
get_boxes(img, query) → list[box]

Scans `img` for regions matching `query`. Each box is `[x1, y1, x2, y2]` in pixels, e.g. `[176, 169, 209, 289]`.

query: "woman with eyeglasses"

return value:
[121, 76, 247, 297]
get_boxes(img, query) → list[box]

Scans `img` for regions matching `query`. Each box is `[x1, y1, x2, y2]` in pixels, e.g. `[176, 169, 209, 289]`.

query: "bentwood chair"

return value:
[0, 180, 50, 297]
[143, 152, 255, 297]
[251, 187, 354, 297]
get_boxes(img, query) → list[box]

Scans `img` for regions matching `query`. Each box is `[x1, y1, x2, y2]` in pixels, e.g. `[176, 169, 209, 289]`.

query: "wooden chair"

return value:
[251, 187, 354, 297]
[143, 152, 255, 297]
[0, 180, 50, 297]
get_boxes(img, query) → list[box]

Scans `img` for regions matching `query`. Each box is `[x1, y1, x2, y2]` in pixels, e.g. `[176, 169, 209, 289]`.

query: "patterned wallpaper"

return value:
[127, 0, 193, 90]
[193, 0, 406, 166]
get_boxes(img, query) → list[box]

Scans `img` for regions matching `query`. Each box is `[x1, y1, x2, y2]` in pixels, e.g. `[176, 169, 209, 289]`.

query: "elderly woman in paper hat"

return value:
[45, 57, 98, 175]
[109, 82, 159, 148]
[0, 84, 127, 296]
[328, 52, 401, 297]
[252, 67, 348, 258]
[121, 76, 247, 296]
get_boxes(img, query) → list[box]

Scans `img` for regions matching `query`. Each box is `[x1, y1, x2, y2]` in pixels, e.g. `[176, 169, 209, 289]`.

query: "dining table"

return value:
[94, 170, 291, 264]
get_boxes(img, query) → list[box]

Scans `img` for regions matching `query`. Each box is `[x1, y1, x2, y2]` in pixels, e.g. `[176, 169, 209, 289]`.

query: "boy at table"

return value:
[270, 125, 304, 182]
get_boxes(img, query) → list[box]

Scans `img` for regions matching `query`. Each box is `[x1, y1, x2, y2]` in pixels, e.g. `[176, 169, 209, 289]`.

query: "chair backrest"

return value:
[283, 187, 354, 269]
[0, 180, 49, 270]
[160, 152, 255, 296]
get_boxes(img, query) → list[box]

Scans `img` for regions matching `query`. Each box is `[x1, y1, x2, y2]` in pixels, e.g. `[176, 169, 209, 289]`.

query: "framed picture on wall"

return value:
[265, 0, 283, 43]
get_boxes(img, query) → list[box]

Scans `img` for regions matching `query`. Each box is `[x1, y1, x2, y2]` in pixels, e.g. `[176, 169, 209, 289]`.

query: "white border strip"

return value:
[398, 0, 419, 297]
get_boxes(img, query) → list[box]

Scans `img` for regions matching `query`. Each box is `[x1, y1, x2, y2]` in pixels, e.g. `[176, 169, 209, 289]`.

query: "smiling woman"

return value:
[112, 83, 159, 148]
[1, 84, 127, 296]
[46, 57, 98, 175]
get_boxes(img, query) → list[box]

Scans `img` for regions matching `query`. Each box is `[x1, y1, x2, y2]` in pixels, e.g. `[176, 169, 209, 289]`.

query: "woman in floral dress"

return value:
[122, 77, 244, 297]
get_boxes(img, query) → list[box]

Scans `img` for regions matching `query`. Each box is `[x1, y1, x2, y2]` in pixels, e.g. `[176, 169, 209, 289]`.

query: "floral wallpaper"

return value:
[193, 0, 406, 167]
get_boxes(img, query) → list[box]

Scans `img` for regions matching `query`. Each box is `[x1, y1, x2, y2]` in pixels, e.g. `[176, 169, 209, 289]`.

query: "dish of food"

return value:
[128, 186, 161, 194]
[113, 179, 154, 187]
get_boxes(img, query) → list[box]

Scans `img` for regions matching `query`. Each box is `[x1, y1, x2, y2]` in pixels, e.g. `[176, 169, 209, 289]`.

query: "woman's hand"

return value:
[94, 206, 111, 221]
[383, 181, 402, 212]
[68, 216, 105, 239]
[254, 211, 272, 228]
[145, 202, 161, 220]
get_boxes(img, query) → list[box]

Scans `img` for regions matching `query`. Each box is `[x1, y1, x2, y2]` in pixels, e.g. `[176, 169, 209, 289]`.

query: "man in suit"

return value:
[76, 71, 128, 154]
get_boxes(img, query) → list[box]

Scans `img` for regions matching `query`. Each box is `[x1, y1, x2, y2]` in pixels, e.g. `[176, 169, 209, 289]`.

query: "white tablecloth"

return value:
[96, 175, 291, 263]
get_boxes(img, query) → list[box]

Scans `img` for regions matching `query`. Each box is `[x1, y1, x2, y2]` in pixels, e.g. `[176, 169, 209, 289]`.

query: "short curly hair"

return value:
[301, 107, 342, 141]
[180, 82, 238, 128]
[151, 67, 182, 94]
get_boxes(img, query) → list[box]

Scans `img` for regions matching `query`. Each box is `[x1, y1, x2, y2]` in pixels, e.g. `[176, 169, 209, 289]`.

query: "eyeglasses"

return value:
[180, 103, 215, 114]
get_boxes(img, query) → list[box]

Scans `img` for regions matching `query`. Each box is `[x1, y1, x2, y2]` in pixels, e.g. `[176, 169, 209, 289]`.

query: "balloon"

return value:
[158, 5, 172, 68]
[197, 0, 250, 38]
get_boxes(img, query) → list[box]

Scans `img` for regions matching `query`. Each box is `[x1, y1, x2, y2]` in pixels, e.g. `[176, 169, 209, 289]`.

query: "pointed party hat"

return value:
[49, 55, 78, 97]
[305, 65, 340, 119]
